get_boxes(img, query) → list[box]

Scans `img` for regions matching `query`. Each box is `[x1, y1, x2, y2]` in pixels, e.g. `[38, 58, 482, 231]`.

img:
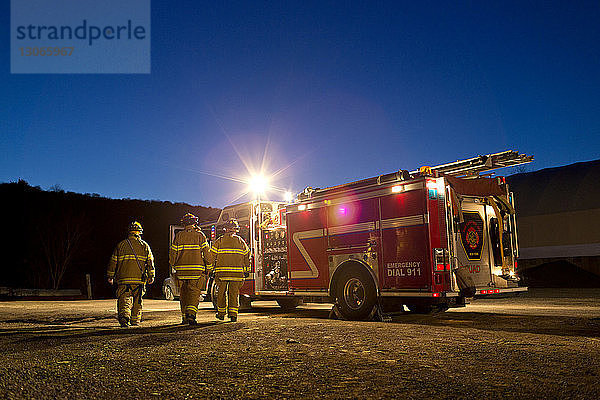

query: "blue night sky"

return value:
[1, 1, 599, 207]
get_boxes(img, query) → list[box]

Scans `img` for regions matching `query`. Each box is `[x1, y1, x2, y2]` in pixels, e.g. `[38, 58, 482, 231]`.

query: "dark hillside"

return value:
[0, 180, 220, 298]
[506, 159, 600, 217]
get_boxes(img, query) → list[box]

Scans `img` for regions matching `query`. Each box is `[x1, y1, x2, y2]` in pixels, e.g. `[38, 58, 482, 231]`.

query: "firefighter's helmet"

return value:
[128, 221, 143, 233]
[223, 219, 240, 232]
[181, 213, 199, 226]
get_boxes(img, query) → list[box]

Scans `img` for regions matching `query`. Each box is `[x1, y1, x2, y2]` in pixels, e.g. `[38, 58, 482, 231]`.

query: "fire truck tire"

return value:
[210, 280, 218, 310]
[240, 295, 252, 310]
[335, 266, 377, 321]
[276, 297, 302, 310]
[163, 285, 175, 301]
[203, 277, 214, 302]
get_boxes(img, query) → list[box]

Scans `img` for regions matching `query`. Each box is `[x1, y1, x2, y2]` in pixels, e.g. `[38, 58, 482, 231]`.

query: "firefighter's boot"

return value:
[229, 315, 237, 322]
[215, 313, 224, 320]
[118, 316, 130, 328]
[187, 313, 197, 326]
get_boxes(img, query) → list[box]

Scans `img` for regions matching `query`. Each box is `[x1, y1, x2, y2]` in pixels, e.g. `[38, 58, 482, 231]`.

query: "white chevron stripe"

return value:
[290, 229, 323, 279]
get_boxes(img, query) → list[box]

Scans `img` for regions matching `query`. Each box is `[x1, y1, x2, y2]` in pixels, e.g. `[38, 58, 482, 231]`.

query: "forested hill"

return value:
[0, 180, 220, 299]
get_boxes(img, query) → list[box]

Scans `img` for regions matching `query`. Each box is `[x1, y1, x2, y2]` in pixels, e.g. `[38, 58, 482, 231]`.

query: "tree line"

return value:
[0, 180, 220, 298]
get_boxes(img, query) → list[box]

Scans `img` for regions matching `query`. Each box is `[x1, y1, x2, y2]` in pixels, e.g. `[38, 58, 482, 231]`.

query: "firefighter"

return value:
[169, 213, 210, 325]
[107, 221, 155, 328]
[207, 219, 250, 322]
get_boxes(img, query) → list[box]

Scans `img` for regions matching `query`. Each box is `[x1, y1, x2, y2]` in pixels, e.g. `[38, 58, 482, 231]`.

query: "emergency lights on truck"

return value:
[249, 175, 269, 195]
[284, 191, 293, 203]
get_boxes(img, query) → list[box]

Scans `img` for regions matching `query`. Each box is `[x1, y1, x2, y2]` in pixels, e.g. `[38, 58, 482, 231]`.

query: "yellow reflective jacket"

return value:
[107, 234, 155, 285]
[207, 233, 251, 281]
[169, 225, 209, 279]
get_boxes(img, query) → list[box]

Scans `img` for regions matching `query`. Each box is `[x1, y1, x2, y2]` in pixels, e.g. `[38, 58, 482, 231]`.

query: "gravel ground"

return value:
[0, 289, 599, 399]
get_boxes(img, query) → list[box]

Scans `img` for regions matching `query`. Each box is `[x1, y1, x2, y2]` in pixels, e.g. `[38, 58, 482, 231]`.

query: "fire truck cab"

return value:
[203, 151, 532, 320]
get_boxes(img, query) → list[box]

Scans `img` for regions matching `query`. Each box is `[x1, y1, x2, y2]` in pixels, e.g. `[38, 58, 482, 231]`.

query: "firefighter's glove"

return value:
[244, 272, 250, 278]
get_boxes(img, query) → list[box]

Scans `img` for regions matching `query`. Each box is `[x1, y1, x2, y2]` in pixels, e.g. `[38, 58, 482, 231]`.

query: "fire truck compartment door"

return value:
[287, 209, 330, 290]
[455, 200, 494, 288]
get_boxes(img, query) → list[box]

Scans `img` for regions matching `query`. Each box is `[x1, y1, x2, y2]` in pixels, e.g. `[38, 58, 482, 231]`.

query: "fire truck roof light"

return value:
[432, 292, 440, 297]
[426, 179, 446, 193]
[298, 204, 307, 211]
[249, 175, 269, 195]
[391, 185, 403, 193]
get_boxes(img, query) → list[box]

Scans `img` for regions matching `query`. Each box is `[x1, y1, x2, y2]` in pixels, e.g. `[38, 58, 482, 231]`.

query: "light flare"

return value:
[249, 175, 269, 195]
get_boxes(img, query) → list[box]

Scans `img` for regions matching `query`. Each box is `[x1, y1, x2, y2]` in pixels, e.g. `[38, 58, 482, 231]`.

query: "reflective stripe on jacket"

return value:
[107, 234, 155, 285]
[207, 233, 250, 281]
[169, 226, 209, 280]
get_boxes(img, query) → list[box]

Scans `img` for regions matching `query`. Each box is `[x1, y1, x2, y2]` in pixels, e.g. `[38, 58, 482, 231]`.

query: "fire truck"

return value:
[168, 151, 533, 320]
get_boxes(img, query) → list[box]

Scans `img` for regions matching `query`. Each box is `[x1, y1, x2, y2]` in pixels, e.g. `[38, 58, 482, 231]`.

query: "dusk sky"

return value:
[2, 1, 599, 207]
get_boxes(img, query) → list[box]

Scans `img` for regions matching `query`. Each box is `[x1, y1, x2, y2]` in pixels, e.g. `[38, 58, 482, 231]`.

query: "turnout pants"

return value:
[179, 277, 206, 319]
[215, 277, 243, 318]
[116, 284, 145, 324]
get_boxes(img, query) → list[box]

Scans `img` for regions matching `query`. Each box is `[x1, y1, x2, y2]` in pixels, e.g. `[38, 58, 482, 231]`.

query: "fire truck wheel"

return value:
[240, 295, 252, 310]
[210, 280, 219, 310]
[335, 266, 377, 320]
[276, 297, 302, 311]
[163, 285, 175, 301]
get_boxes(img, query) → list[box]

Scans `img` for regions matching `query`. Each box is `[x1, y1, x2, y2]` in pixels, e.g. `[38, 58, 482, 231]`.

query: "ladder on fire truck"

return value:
[298, 150, 533, 201]
[414, 150, 534, 178]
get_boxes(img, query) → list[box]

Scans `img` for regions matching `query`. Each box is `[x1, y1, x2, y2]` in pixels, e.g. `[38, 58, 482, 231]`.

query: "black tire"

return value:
[240, 295, 253, 310]
[203, 277, 214, 302]
[164, 285, 175, 301]
[211, 280, 218, 310]
[335, 266, 377, 320]
[276, 297, 302, 311]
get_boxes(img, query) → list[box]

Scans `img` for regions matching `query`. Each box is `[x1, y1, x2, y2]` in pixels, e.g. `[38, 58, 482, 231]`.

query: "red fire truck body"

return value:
[199, 151, 532, 320]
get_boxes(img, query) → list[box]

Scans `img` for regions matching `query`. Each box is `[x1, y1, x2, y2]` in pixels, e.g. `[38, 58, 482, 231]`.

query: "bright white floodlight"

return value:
[249, 175, 269, 195]
[284, 191, 293, 203]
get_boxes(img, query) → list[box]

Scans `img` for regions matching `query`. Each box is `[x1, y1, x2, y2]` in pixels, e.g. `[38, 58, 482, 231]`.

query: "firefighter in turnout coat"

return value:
[207, 219, 250, 322]
[169, 213, 210, 325]
[107, 222, 155, 327]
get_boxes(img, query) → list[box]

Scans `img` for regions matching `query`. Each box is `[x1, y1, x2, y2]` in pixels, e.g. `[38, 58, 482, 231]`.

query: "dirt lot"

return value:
[0, 288, 599, 399]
